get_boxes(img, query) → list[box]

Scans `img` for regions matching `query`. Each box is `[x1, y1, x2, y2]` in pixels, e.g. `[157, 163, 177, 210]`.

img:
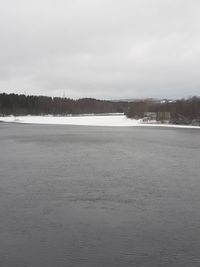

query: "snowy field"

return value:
[0, 114, 200, 128]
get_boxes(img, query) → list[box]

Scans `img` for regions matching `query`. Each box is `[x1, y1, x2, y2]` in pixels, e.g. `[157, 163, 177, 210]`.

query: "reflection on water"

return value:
[0, 123, 200, 267]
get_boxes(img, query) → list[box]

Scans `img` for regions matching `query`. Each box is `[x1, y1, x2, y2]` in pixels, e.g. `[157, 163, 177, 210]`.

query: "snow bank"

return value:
[0, 115, 138, 127]
[0, 115, 200, 129]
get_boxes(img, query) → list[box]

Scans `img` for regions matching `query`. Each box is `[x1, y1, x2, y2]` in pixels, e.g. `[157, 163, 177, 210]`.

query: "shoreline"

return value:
[0, 115, 200, 129]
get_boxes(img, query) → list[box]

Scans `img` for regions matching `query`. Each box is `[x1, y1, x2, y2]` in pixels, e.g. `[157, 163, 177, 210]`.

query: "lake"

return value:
[0, 123, 200, 267]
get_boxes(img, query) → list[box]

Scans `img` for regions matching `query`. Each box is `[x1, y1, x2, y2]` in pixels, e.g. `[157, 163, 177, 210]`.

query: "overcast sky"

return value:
[0, 0, 200, 99]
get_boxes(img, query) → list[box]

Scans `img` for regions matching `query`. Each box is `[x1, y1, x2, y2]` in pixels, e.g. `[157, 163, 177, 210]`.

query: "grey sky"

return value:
[0, 0, 200, 99]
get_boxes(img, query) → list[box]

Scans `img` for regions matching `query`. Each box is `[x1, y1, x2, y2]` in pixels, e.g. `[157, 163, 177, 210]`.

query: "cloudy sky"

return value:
[0, 0, 200, 99]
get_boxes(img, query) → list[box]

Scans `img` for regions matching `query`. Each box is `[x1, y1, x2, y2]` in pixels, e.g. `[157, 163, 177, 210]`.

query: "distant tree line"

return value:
[0, 93, 128, 115]
[1, 93, 200, 125]
[127, 97, 200, 125]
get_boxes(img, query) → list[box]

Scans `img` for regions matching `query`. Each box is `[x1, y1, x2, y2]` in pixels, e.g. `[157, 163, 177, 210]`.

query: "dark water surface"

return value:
[0, 123, 200, 267]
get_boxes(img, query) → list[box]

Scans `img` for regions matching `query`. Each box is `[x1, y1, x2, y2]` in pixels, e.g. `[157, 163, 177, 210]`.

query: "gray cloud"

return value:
[0, 0, 200, 99]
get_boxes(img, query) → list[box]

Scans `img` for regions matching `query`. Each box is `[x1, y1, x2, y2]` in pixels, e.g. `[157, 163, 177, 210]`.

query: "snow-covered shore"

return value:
[0, 115, 200, 129]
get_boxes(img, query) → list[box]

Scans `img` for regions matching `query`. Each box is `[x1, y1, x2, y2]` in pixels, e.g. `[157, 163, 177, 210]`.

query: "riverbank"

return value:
[1, 115, 200, 129]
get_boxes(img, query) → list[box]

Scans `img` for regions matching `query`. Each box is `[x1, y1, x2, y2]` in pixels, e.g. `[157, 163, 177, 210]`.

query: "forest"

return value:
[127, 97, 200, 125]
[0, 93, 128, 115]
[1, 93, 200, 125]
